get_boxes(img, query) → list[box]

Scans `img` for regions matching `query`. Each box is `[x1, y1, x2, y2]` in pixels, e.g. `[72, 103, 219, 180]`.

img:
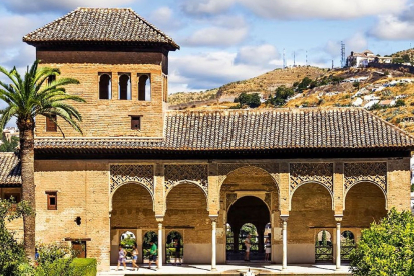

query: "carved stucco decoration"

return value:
[218, 163, 280, 188]
[290, 163, 334, 195]
[164, 164, 208, 195]
[264, 192, 271, 211]
[110, 165, 154, 196]
[226, 193, 238, 211]
[344, 162, 387, 194]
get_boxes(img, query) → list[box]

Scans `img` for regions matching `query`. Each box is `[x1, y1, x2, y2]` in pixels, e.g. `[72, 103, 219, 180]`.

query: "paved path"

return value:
[98, 263, 351, 275]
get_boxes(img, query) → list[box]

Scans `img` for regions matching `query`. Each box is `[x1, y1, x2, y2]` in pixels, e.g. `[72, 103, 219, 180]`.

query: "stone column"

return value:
[156, 216, 163, 269]
[335, 216, 343, 270]
[281, 215, 289, 270]
[210, 216, 218, 271]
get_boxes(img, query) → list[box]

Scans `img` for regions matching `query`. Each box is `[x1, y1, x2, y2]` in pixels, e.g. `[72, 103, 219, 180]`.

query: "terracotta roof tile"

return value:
[0, 152, 21, 186]
[23, 8, 179, 50]
[33, 108, 414, 151]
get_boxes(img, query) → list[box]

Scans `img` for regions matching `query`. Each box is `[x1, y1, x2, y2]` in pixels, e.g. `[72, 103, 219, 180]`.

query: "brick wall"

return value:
[36, 62, 165, 138]
[34, 160, 109, 271]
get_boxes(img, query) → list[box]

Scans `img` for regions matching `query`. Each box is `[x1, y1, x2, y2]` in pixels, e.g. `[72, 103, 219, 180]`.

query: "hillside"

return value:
[168, 66, 326, 106]
[167, 64, 414, 135]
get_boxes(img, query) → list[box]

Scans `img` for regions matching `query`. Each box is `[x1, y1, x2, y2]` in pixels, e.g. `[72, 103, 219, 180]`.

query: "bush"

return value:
[0, 198, 33, 276]
[395, 99, 406, 107]
[350, 208, 414, 276]
[235, 92, 261, 108]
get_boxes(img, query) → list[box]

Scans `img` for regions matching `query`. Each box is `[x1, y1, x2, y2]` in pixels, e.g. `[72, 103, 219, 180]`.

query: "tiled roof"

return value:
[34, 108, 414, 151]
[0, 152, 21, 186]
[23, 8, 179, 50]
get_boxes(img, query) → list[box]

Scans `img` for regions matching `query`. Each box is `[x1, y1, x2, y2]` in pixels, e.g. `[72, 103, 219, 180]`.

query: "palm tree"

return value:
[0, 60, 85, 260]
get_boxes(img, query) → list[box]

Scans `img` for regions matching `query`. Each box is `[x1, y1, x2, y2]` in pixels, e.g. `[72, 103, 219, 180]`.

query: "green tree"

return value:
[0, 60, 85, 260]
[393, 57, 404, 64]
[236, 92, 261, 108]
[269, 85, 295, 106]
[395, 99, 406, 107]
[297, 77, 313, 92]
[0, 136, 19, 152]
[402, 54, 411, 63]
[0, 197, 33, 276]
[322, 230, 327, 246]
[350, 208, 414, 276]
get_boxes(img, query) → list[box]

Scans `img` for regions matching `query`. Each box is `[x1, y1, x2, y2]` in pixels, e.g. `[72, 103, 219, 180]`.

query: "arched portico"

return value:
[164, 183, 210, 264]
[289, 183, 335, 264]
[110, 182, 156, 265]
[218, 165, 279, 264]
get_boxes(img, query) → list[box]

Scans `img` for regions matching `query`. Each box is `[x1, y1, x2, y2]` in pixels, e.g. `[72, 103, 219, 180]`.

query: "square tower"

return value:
[23, 8, 179, 138]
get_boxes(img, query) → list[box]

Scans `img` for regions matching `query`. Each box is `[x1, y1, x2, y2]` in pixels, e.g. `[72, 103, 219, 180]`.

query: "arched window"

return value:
[138, 74, 151, 101]
[119, 74, 131, 100]
[99, 73, 111, 99]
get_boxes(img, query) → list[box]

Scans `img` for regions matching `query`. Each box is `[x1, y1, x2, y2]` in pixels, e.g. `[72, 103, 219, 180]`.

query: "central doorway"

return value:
[226, 196, 270, 261]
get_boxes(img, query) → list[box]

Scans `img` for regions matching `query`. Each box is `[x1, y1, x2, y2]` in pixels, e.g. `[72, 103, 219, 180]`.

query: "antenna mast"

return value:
[341, 41, 346, 68]
[294, 51, 296, 67]
[306, 51, 308, 66]
[283, 48, 286, 69]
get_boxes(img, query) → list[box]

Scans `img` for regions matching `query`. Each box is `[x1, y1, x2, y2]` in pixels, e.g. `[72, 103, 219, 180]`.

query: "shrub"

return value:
[350, 208, 414, 276]
[0, 198, 33, 276]
[235, 92, 261, 108]
[395, 99, 406, 107]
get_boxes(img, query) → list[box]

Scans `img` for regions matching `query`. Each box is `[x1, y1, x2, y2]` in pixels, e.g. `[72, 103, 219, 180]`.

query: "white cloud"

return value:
[183, 15, 248, 47]
[2, 0, 136, 14]
[238, 0, 406, 20]
[181, 0, 236, 16]
[235, 44, 279, 65]
[184, 26, 248, 47]
[370, 15, 414, 40]
[169, 51, 273, 91]
[149, 6, 183, 31]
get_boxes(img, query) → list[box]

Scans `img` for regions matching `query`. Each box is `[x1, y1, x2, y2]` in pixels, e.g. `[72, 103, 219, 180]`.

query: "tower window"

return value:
[46, 115, 57, 132]
[99, 73, 111, 99]
[46, 191, 57, 210]
[130, 116, 141, 130]
[138, 74, 151, 101]
[119, 74, 131, 100]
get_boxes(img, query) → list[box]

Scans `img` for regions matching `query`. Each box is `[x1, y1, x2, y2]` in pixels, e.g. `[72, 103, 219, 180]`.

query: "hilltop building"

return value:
[347, 50, 391, 68]
[1, 8, 413, 272]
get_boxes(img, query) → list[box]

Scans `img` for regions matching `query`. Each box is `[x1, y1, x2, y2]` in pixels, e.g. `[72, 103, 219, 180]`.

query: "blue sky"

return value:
[0, 0, 413, 94]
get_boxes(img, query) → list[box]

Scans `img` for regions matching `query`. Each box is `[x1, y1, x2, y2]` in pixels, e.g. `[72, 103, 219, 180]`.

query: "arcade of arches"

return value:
[106, 160, 407, 270]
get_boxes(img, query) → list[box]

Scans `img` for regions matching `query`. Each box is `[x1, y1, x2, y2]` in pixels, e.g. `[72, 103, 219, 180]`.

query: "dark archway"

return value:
[226, 196, 270, 260]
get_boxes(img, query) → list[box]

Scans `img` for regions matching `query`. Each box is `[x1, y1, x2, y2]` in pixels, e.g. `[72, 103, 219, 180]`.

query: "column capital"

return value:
[280, 215, 289, 222]
[209, 215, 218, 222]
[155, 215, 164, 223]
[334, 215, 343, 222]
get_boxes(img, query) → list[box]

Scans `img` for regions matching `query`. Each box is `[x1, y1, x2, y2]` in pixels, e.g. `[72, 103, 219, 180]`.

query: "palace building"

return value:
[1, 7, 413, 272]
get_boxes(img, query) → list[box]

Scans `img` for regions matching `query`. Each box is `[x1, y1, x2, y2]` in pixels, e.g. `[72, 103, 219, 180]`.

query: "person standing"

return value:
[244, 234, 251, 261]
[132, 244, 139, 271]
[174, 238, 182, 265]
[117, 245, 126, 271]
[148, 240, 158, 269]
[265, 237, 271, 262]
